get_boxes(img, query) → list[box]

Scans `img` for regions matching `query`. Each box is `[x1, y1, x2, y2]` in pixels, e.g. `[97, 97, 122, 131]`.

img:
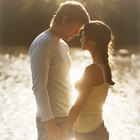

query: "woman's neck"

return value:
[90, 51, 103, 64]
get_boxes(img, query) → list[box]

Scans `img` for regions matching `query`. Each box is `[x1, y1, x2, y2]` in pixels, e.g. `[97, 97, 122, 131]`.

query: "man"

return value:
[29, 1, 90, 140]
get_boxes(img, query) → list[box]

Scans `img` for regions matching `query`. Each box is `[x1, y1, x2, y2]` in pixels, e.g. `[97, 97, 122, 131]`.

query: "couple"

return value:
[29, 1, 114, 140]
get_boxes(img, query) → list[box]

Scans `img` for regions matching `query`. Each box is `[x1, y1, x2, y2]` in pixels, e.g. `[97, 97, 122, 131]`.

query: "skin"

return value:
[63, 32, 107, 137]
[43, 17, 84, 140]
[49, 17, 83, 41]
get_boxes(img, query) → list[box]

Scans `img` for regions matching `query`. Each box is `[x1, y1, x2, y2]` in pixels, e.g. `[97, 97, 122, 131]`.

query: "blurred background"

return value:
[0, 0, 140, 47]
[0, 0, 140, 140]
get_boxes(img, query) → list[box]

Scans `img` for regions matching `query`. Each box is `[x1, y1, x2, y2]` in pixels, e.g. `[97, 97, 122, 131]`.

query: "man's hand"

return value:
[43, 119, 64, 140]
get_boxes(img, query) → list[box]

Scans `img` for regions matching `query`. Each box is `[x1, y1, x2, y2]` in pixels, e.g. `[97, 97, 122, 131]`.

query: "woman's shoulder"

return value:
[85, 64, 102, 73]
[85, 64, 104, 81]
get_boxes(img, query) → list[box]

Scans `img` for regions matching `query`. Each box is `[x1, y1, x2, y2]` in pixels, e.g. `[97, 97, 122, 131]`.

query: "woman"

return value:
[63, 20, 115, 140]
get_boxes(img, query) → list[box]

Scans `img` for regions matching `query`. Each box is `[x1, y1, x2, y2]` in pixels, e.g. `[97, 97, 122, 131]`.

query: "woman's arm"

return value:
[63, 65, 98, 135]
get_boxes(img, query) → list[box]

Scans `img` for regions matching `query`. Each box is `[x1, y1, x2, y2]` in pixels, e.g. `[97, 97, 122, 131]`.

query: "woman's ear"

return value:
[87, 39, 96, 46]
[62, 16, 69, 25]
[91, 41, 96, 47]
[88, 40, 96, 51]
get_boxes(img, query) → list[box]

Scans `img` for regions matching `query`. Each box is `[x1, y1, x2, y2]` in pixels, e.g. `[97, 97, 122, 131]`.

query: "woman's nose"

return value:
[80, 38, 83, 42]
[75, 31, 80, 37]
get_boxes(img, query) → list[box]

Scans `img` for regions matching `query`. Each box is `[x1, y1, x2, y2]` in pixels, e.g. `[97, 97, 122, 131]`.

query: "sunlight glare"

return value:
[70, 67, 82, 104]
[69, 50, 92, 105]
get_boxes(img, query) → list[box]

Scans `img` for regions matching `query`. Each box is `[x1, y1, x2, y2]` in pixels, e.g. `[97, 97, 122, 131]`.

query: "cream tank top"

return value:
[75, 63, 109, 133]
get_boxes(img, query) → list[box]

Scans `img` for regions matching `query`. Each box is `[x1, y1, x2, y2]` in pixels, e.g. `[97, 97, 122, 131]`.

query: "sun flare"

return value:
[70, 67, 83, 104]
[69, 49, 92, 104]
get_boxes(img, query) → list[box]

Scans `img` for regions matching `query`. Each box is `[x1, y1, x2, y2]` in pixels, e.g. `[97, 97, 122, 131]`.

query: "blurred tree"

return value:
[0, 0, 58, 46]
[20, 0, 58, 45]
[0, 0, 23, 45]
[83, 0, 140, 47]
[101, 0, 140, 47]
[0, 0, 140, 47]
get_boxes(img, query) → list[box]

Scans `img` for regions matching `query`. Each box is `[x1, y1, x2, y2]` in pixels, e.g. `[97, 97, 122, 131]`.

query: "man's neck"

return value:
[49, 25, 62, 39]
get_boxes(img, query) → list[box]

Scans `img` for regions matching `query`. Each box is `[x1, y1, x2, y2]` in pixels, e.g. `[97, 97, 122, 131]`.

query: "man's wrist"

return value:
[43, 119, 56, 129]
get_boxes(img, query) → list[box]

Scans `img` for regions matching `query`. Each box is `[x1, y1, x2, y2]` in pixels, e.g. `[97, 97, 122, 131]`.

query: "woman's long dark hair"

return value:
[84, 21, 115, 85]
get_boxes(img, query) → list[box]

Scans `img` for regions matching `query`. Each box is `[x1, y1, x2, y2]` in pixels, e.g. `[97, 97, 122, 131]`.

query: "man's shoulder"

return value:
[35, 30, 51, 42]
[29, 31, 54, 54]
[60, 39, 69, 49]
[31, 31, 54, 47]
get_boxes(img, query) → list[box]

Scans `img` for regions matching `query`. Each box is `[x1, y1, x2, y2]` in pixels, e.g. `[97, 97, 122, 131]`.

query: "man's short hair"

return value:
[51, 1, 90, 25]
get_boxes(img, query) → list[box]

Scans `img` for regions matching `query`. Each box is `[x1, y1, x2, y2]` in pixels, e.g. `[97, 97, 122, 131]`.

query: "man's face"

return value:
[61, 23, 83, 41]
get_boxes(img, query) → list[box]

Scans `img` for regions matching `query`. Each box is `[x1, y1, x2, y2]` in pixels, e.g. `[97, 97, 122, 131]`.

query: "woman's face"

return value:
[80, 32, 88, 50]
[80, 32, 95, 51]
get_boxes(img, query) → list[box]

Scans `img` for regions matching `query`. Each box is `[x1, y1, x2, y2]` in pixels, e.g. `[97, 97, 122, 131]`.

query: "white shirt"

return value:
[29, 30, 72, 122]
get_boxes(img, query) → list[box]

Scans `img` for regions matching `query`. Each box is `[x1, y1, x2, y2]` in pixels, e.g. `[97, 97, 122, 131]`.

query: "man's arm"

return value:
[30, 41, 54, 121]
[44, 119, 64, 140]
[30, 41, 64, 139]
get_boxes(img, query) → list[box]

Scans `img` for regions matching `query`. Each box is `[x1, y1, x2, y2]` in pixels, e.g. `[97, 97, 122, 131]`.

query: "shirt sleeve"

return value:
[29, 39, 54, 122]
